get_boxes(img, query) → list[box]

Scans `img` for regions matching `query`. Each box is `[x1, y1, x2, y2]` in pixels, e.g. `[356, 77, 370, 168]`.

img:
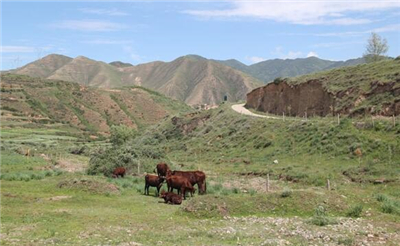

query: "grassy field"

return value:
[1, 103, 400, 245]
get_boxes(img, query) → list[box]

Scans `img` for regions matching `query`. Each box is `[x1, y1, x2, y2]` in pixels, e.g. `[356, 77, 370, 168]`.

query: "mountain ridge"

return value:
[12, 54, 263, 106]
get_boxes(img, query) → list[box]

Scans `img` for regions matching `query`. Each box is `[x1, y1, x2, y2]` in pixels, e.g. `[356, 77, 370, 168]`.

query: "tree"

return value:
[363, 32, 389, 63]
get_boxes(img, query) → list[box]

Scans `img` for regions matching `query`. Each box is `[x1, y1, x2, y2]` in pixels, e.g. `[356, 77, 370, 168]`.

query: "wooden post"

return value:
[337, 114, 340, 125]
[305, 112, 307, 121]
[266, 174, 270, 192]
[327, 179, 331, 191]
[283, 112, 285, 122]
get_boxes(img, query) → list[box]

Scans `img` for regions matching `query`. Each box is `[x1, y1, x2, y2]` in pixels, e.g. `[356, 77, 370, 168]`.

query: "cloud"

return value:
[1, 46, 36, 53]
[271, 46, 303, 59]
[183, 0, 400, 25]
[246, 56, 266, 64]
[312, 41, 364, 48]
[284, 51, 303, 59]
[81, 39, 133, 45]
[123, 46, 143, 62]
[307, 51, 319, 58]
[1, 45, 54, 53]
[79, 8, 129, 16]
[51, 20, 127, 32]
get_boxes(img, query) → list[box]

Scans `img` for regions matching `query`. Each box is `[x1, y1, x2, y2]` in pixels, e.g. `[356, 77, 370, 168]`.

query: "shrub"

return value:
[309, 205, 337, 226]
[376, 194, 388, 202]
[110, 125, 137, 146]
[346, 205, 363, 218]
[249, 189, 257, 196]
[281, 188, 292, 198]
[87, 142, 165, 177]
[381, 200, 400, 215]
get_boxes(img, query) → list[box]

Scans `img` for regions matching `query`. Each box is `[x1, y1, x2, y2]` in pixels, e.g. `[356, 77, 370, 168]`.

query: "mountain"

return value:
[109, 61, 133, 68]
[11, 54, 263, 106]
[0, 73, 192, 135]
[120, 55, 262, 105]
[246, 58, 400, 117]
[217, 56, 366, 83]
[12, 54, 73, 78]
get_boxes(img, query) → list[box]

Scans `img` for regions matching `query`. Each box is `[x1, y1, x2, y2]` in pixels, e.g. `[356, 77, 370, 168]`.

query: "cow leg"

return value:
[181, 188, 186, 200]
[144, 184, 147, 195]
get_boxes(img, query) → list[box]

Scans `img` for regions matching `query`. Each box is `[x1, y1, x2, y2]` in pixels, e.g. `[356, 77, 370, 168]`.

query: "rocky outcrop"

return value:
[245, 80, 335, 117]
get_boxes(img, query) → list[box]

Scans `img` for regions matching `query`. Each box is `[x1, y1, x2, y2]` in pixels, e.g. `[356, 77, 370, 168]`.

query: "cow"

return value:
[112, 167, 126, 178]
[171, 170, 207, 194]
[156, 162, 170, 177]
[166, 173, 195, 200]
[160, 191, 182, 205]
[144, 174, 164, 196]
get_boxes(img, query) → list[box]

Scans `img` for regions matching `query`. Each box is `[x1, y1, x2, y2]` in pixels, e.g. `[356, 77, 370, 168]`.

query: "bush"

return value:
[87, 142, 165, 177]
[381, 200, 400, 215]
[309, 205, 337, 226]
[346, 205, 363, 218]
[281, 188, 292, 198]
[376, 194, 388, 202]
[110, 125, 137, 146]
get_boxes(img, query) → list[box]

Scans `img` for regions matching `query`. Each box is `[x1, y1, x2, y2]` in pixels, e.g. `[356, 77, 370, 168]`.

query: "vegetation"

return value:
[0, 73, 191, 135]
[363, 32, 389, 63]
[218, 56, 365, 83]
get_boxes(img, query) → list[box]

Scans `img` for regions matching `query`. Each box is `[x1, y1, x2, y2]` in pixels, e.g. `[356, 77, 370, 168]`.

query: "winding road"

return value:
[231, 103, 279, 119]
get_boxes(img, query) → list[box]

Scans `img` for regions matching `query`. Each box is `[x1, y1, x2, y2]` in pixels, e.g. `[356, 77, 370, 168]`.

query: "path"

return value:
[231, 104, 279, 119]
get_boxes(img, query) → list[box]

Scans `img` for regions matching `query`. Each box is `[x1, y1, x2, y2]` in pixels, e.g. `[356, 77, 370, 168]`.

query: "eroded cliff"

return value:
[245, 59, 400, 117]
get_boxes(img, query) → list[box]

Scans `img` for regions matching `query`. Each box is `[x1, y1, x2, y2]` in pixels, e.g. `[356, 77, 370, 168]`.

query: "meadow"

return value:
[1, 104, 400, 245]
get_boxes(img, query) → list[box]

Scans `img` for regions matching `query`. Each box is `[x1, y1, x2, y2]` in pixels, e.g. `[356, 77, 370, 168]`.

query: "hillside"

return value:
[217, 57, 365, 83]
[0, 74, 192, 135]
[120, 55, 262, 105]
[246, 59, 400, 117]
[11, 54, 263, 106]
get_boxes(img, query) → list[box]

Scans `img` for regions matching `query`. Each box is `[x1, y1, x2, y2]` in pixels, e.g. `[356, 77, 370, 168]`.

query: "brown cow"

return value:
[144, 174, 164, 196]
[166, 174, 195, 200]
[171, 170, 207, 194]
[112, 167, 126, 178]
[156, 162, 170, 177]
[160, 191, 182, 205]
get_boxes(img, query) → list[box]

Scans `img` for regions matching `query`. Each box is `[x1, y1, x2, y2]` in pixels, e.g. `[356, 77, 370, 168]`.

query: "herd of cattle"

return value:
[113, 163, 207, 205]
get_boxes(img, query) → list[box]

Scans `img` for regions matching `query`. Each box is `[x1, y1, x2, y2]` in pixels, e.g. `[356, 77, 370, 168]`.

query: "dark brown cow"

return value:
[166, 174, 195, 200]
[171, 170, 206, 194]
[160, 191, 182, 205]
[112, 167, 126, 178]
[156, 162, 170, 177]
[144, 174, 164, 196]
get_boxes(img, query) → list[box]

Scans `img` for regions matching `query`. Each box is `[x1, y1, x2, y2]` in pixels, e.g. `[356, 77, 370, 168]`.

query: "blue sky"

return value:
[1, 0, 400, 70]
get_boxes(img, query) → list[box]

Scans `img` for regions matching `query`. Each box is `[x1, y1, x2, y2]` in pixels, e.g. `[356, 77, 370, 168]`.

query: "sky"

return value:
[1, 0, 400, 70]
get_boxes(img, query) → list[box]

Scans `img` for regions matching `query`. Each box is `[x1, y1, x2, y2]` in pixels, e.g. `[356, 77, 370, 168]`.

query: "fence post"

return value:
[337, 114, 340, 125]
[327, 179, 331, 191]
[283, 112, 285, 122]
[266, 174, 270, 192]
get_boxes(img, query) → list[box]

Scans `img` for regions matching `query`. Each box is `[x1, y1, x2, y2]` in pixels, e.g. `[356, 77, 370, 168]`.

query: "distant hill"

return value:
[120, 55, 262, 105]
[0, 74, 192, 135]
[12, 54, 263, 106]
[109, 61, 133, 68]
[216, 57, 365, 83]
[246, 58, 400, 117]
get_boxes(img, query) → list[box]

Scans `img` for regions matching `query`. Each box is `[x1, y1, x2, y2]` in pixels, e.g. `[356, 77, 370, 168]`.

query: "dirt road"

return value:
[231, 103, 279, 119]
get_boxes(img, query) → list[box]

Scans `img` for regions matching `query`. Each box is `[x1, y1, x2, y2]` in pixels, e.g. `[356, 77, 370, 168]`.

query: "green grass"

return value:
[2, 101, 400, 244]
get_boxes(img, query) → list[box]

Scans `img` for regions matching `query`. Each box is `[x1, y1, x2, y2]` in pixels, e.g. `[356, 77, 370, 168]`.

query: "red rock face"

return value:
[245, 80, 335, 117]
